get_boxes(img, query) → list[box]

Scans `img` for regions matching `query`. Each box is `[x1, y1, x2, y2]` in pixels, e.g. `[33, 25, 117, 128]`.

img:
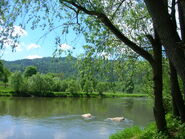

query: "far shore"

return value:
[0, 91, 148, 98]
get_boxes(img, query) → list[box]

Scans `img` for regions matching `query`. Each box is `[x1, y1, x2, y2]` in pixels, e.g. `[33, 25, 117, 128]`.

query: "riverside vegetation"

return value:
[0, 58, 148, 97]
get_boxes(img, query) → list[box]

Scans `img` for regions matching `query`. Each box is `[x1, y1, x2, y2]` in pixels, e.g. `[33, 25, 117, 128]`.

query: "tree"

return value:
[10, 72, 24, 94]
[24, 66, 37, 77]
[28, 73, 53, 96]
[0, 61, 3, 77]
[2, 68, 10, 88]
[83, 80, 94, 94]
[66, 79, 81, 94]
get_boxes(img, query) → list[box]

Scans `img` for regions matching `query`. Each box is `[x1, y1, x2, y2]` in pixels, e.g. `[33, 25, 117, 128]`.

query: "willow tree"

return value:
[58, 0, 167, 131]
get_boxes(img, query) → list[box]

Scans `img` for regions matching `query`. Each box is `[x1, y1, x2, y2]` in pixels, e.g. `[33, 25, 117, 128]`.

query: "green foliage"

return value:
[10, 72, 25, 94]
[52, 78, 62, 92]
[60, 80, 68, 92]
[66, 79, 81, 94]
[24, 66, 37, 77]
[96, 82, 109, 95]
[0, 61, 10, 87]
[83, 80, 94, 94]
[0, 61, 3, 76]
[28, 73, 53, 95]
[110, 126, 142, 139]
[163, 94, 172, 113]
[52, 78, 68, 92]
[2, 68, 10, 86]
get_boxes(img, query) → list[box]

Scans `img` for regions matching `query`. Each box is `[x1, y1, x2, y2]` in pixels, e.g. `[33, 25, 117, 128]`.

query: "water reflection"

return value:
[0, 97, 154, 139]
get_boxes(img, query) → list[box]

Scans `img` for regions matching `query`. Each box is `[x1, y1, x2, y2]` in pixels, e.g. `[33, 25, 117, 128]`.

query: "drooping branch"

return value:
[111, 0, 126, 20]
[60, 0, 155, 65]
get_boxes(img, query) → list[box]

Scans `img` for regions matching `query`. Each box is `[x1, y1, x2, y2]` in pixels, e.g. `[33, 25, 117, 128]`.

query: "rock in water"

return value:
[107, 117, 125, 122]
[81, 113, 92, 118]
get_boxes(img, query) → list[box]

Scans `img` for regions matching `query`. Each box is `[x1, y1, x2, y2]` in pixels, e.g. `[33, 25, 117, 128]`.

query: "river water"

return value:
[0, 97, 154, 139]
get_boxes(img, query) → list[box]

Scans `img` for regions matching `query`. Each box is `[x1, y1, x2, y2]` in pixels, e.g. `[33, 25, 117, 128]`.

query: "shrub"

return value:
[83, 80, 94, 94]
[52, 78, 62, 92]
[96, 82, 109, 95]
[10, 72, 25, 94]
[28, 73, 52, 96]
[60, 80, 68, 92]
[66, 79, 81, 94]
[52, 78, 68, 92]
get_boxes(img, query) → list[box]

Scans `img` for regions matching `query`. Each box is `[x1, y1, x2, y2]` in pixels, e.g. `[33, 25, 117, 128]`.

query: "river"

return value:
[0, 97, 154, 139]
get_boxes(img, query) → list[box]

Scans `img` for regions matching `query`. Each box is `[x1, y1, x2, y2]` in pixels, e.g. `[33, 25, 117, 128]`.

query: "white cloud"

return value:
[59, 43, 72, 51]
[27, 43, 41, 50]
[25, 55, 43, 59]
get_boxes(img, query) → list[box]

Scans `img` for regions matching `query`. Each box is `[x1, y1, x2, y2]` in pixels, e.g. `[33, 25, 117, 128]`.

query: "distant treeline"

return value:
[3, 57, 77, 78]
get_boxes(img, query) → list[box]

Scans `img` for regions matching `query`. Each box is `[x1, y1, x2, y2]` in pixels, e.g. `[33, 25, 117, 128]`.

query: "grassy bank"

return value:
[0, 89, 148, 98]
[53, 92, 148, 98]
[110, 114, 185, 139]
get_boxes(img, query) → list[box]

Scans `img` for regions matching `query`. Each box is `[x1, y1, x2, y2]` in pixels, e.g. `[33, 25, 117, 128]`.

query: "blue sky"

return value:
[0, 17, 86, 61]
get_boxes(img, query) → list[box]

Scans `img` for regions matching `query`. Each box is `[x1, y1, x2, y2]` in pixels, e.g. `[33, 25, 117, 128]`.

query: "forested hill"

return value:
[3, 57, 77, 77]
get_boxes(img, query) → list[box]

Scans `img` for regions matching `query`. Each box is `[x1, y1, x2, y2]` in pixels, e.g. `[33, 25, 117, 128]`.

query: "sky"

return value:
[0, 25, 86, 61]
[0, 8, 86, 61]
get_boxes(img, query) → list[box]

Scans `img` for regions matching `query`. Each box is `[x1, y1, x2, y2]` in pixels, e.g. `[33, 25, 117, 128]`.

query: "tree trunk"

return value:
[169, 61, 185, 122]
[144, 0, 185, 84]
[152, 63, 167, 131]
[172, 96, 180, 117]
[169, 61, 180, 117]
[178, 1, 185, 98]
[179, 0, 185, 24]
[151, 31, 167, 132]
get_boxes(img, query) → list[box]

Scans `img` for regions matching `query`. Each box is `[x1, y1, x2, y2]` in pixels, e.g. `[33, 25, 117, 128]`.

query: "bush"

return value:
[10, 72, 26, 94]
[52, 78, 68, 92]
[83, 80, 94, 94]
[52, 78, 62, 92]
[96, 82, 109, 95]
[66, 79, 81, 94]
[60, 80, 68, 92]
[28, 73, 52, 96]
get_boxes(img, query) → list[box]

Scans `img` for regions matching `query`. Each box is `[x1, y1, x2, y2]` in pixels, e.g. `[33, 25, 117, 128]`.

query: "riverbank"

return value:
[110, 114, 185, 139]
[0, 90, 148, 98]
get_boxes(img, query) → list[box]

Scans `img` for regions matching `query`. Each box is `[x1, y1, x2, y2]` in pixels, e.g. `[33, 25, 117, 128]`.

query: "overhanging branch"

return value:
[60, 0, 155, 64]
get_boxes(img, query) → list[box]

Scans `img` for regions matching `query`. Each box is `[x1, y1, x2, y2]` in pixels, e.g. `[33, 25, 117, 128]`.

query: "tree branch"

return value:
[60, 0, 155, 64]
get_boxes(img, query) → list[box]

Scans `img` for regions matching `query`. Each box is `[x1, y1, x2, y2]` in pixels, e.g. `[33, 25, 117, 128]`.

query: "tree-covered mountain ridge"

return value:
[3, 57, 77, 77]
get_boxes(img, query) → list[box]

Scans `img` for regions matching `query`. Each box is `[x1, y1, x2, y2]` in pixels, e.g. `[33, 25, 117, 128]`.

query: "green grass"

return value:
[0, 82, 14, 95]
[52, 92, 148, 98]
